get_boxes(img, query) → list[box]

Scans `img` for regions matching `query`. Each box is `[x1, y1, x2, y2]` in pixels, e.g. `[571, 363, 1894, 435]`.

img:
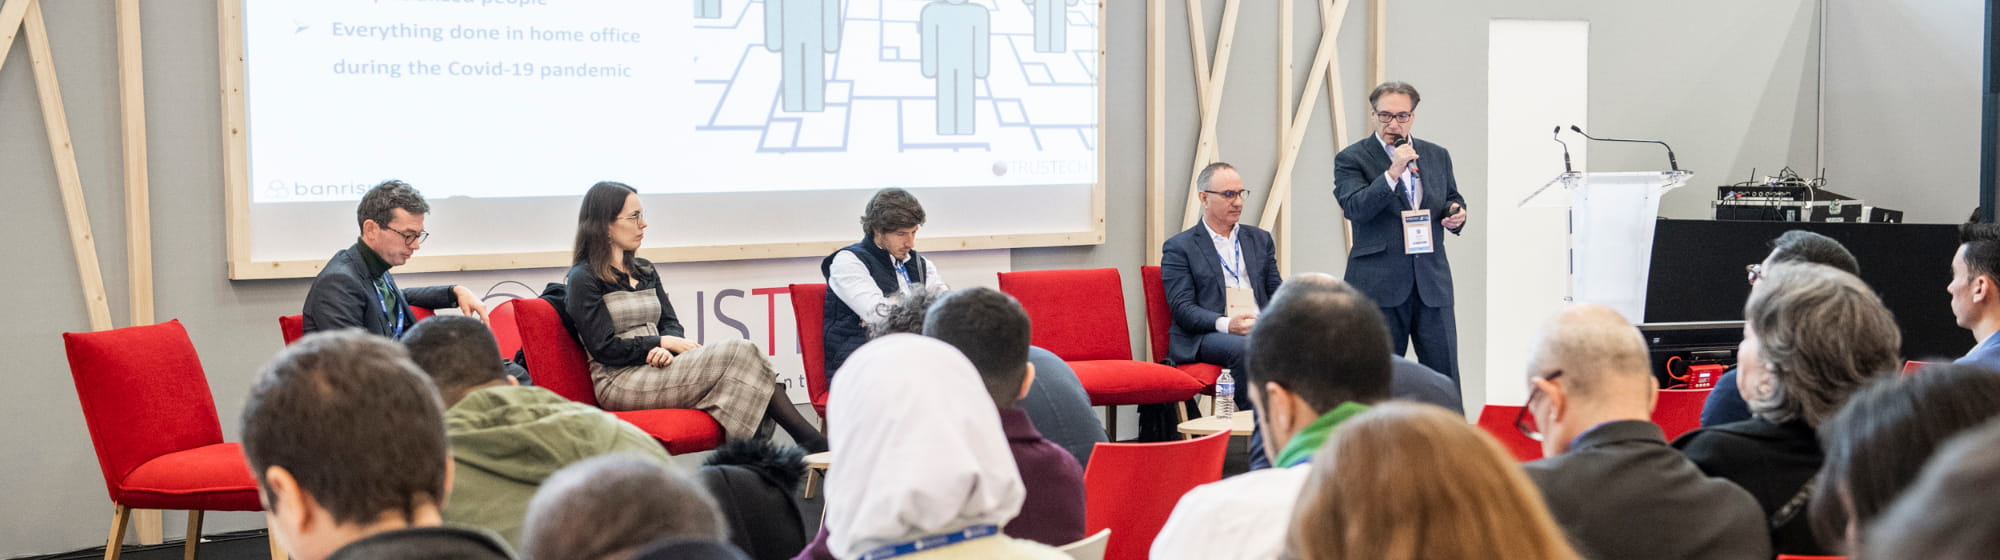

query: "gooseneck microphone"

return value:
[1569, 125, 1679, 172]
[1552, 126, 1574, 173]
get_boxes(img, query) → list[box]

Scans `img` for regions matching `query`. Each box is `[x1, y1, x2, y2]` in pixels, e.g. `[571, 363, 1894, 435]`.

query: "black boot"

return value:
[766, 384, 829, 453]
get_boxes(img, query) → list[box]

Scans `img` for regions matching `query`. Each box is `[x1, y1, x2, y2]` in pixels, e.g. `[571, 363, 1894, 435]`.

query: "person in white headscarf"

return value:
[822, 334, 1071, 559]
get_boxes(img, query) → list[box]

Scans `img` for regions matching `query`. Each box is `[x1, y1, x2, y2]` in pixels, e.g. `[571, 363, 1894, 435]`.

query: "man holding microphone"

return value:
[1332, 81, 1468, 387]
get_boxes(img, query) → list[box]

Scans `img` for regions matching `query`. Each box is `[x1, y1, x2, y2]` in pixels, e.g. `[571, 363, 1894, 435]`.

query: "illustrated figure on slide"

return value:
[921, 0, 989, 135]
[766, 0, 844, 112]
[1026, 0, 1078, 53]
[697, 0, 722, 19]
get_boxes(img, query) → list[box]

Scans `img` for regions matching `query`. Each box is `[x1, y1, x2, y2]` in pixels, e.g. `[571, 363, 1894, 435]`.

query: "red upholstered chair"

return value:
[511, 297, 723, 454]
[1903, 360, 1933, 376]
[486, 298, 523, 359]
[1082, 431, 1230, 560]
[1138, 265, 1225, 388]
[1475, 405, 1544, 462]
[1652, 387, 1711, 441]
[63, 320, 266, 560]
[278, 306, 436, 345]
[999, 268, 1207, 436]
[787, 283, 833, 421]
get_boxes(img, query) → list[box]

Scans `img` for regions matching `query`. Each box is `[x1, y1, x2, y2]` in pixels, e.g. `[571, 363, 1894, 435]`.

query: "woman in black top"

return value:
[1673, 262, 1900, 555]
[566, 181, 825, 451]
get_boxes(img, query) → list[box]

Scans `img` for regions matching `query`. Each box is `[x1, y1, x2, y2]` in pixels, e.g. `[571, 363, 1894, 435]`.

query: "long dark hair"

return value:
[1811, 364, 2000, 551]
[574, 181, 640, 283]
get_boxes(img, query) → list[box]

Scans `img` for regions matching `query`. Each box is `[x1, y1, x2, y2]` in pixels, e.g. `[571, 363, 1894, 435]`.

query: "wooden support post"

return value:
[1180, 0, 1241, 231]
[1277, 0, 1295, 275]
[1370, 0, 1385, 86]
[1146, 0, 1166, 266]
[0, 0, 30, 70]
[25, 0, 115, 334]
[1258, 0, 1349, 232]
[118, 0, 153, 327]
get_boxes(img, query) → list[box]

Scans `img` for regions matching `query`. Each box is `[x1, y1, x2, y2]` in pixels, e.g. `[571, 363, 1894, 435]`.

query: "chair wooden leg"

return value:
[1103, 405, 1118, 441]
[267, 528, 287, 559]
[105, 504, 131, 560]
[184, 510, 204, 560]
[802, 467, 822, 499]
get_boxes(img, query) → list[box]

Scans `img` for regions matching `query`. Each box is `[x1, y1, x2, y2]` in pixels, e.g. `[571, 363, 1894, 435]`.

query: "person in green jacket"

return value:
[402, 315, 674, 546]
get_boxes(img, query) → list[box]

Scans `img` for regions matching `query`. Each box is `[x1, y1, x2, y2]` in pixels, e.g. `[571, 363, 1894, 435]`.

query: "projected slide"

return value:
[244, 0, 1098, 203]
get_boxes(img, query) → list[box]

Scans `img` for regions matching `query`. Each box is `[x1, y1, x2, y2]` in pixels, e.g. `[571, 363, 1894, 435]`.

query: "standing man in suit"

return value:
[1521, 304, 1769, 560]
[303, 179, 487, 337]
[1161, 162, 1283, 468]
[1333, 81, 1468, 385]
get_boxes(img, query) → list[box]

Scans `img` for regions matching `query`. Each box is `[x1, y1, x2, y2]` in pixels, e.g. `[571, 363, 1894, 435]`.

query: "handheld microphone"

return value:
[1569, 125, 1678, 172]
[1552, 126, 1574, 173]
[1392, 134, 1421, 178]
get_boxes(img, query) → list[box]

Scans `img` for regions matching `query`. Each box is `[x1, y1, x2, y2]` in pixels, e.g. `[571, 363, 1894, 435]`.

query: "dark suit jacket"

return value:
[301, 244, 455, 337]
[1388, 356, 1462, 414]
[1527, 420, 1771, 560]
[1673, 417, 1828, 556]
[1332, 134, 1466, 308]
[1160, 222, 1282, 365]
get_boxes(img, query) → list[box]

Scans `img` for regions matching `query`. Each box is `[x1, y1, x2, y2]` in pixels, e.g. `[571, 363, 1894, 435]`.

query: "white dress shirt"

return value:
[1149, 466, 1310, 560]
[827, 251, 945, 324]
[1206, 219, 1248, 333]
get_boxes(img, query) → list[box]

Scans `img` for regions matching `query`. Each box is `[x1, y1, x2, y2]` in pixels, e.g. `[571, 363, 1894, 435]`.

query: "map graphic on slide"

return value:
[242, 0, 1097, 202]
[692, 0, 1097, 155]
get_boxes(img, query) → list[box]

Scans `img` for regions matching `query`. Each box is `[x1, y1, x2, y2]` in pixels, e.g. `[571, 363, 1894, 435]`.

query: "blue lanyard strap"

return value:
[894, 259, 913, 285]
[1217, 236, 1243, 285]
[860, 525, 999, 560]
[377, 275, 405, 338]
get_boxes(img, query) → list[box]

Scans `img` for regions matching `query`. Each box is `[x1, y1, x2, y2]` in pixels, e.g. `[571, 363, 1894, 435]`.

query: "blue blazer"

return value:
[1160, 222, 1283, 365]
[1332, 134, 1466, 308]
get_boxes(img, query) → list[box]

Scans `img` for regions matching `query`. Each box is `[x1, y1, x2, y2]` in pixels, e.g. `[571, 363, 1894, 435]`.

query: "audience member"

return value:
[1388, 355, 1463, 414]
[401, 315, 673, 546]
[302, 180, 487, 336]
[565, 181, 825, 451]
[821, 188, 947, 376]
[820, 335, 1068, 558]
[1520, 304, 1768, 560]
[864, 285, 1106, 466]
[1161, 161, 1285, 467]
[696, 440, 814, 560]
[1808, 364, 2000, 553]
[1704, 230, 1862, 427]
[1286, 403, 1579, 560]
[242, 330, 510, 560]
[1152, 274, 1392, 560]
[520, 455, 733, 560]
[1951, 223, 2000, 370]
[798, 288, 1086, 558]
[1862, 417, 2000, 560]
[630, 539, 754, 560]
[1674, 262, 1900, 556]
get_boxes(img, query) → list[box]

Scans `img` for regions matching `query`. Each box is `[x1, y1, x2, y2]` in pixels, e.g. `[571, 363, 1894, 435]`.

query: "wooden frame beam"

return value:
[1146, 0, 1167, 266]
[1259, 0, 1349, 233]
[1276, 0, 1295, 275]
[23, 0, 115, 333]
[1370, 0, 1385, 86]
[118, 0, 153, 327]
[1180, 0, 1241, 230]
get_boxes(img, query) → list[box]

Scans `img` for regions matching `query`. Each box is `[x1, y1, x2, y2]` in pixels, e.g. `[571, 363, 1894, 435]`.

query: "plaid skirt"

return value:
[589, 290, 775, 440]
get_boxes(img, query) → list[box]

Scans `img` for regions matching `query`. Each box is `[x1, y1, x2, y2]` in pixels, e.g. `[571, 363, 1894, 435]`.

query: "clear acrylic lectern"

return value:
[1519, 170, 1694, 322]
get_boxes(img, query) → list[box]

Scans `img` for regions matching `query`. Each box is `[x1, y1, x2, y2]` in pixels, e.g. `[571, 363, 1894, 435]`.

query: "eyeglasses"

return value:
[1746, 263, 1763, 285]
[621, 211, 645, 222]
[383, 224, 429, 245]
[1202, 189, 1251, 199]
[1374, 111, 1415, 123]
[1514, 370, 1564, 442]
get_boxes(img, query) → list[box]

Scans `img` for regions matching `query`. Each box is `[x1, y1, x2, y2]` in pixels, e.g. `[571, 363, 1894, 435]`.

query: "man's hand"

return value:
[646, 347, 676, 368]
[660, 336, 702, 354]
[1227, 313, 1257, 335]
[1442, 204, 1468, 230]
[1389, 138, 1420, 178]
[452, 286, 489, 322]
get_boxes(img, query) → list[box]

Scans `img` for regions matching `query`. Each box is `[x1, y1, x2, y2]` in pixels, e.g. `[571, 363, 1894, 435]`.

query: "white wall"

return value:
[1823, 0, 1987, 223]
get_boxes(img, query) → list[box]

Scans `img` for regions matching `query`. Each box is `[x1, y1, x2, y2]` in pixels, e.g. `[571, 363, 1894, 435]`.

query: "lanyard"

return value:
[1217, 236, 1244, 286]
[860, 525, 999, 560]
[377, 275, 405, 338]
[894, 259, 913, 285]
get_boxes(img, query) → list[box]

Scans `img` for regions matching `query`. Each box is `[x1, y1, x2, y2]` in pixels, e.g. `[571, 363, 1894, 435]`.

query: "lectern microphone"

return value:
[1553, 126, 1574, 173]
[1569, 125, 1680, 172]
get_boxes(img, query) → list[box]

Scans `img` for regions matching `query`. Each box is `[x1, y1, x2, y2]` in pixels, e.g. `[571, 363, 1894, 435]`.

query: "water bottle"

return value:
[1214, 369, 1236, 420]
